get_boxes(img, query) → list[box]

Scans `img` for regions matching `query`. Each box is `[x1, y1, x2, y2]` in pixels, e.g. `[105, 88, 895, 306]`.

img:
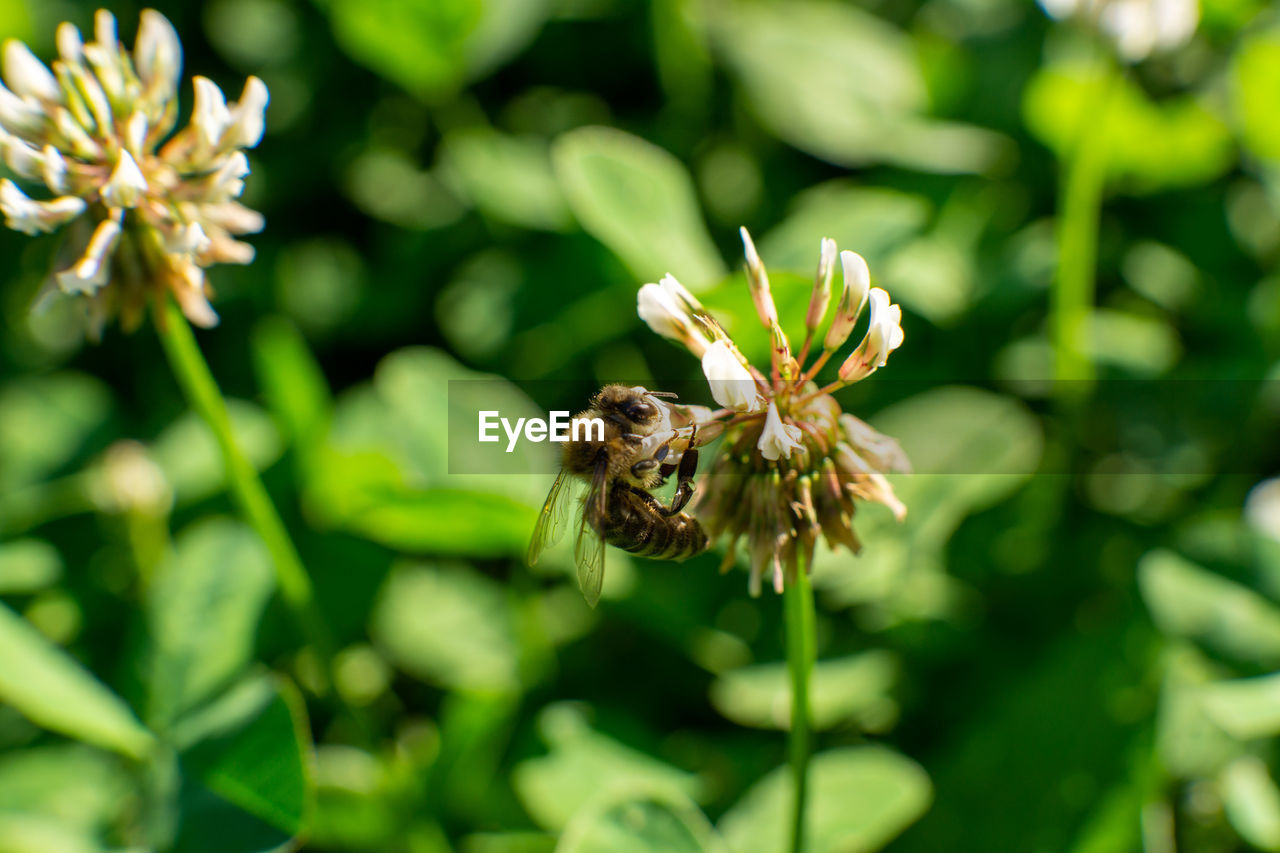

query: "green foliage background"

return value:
[2, 0, 1280, 850]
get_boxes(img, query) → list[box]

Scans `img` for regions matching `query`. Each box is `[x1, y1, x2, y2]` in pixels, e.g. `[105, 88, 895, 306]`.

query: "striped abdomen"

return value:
[600, 485, 707, 561]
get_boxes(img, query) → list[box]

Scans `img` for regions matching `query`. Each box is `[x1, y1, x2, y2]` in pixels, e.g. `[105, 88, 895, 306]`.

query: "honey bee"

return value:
[526, 385, 712, 607]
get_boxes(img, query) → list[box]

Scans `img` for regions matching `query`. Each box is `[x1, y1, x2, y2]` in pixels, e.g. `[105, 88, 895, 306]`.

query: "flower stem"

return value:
[1052, 58, 1119, 391]
[153, 296, 336, 692]
[784, 553, 816, 853]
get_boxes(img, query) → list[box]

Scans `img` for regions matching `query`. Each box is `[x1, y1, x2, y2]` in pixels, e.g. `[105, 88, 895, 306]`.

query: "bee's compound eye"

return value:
[625, 401, 657, 423]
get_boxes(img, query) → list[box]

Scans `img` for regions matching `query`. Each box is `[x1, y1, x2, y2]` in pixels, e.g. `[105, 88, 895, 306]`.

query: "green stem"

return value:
[784, 555, 816, 853]
[1052, 59, 1120, 390]
[153, 296, 336, 692]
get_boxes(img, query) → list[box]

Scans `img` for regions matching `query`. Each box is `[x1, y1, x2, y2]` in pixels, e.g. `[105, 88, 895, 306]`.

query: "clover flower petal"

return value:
[637, 229, 909, 594]
[0, 9, 268, 335]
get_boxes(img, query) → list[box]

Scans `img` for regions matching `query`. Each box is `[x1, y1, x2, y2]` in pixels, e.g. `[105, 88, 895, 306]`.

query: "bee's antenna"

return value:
[647, 391, 679, 399]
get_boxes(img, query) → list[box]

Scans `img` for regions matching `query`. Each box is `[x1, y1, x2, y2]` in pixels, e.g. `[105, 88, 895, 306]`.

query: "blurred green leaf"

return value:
[0, 0, 31, 42]
[758, 183, 929, 273]
[1156, 645, 1241, 779]
[1140, 550, 1280, 667]
[710, 0, 1008, 173]
[370, 346, 551, 502]
[0, 815, 111, 853]
[0, 539, 62, 593]
[175, 675, 312, 847]
[464, 832, 558, 853]
[145, 519, 275, 729]
[0, 372, 111, 490]
[151, 400, 282, 506]
[372, 562, 522, 693]
[1200, 672, 1280, 739]
[1233, 33, 1280, 164]
[310, 745, 402, 850]
[718, 746, 931, 853]
[816, 387, 1043, 619]
[465, 0, 552, 81]
[513, 705, 702, 832]
[0, 600, 153, 760]
[251, 316, 333, 458]
[1086, 309, 1182, 376]
[309, 454, 538, 555]
[709, 651, 897, 731]
[328, 0, 480, 98]
[1024, 64, 1233, 192]
[440, 129, 573, 231]
[0, 744, 131, 836]
[1221, 756, 1280, 852]
[328, 0, 549, 97]
[553, 126, 726, 289]
[343, 147, 466, 230]
[558, 792, 727, 853]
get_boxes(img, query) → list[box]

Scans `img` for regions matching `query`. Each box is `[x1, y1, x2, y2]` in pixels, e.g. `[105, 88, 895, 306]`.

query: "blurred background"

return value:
[2, 0, 1280, 850]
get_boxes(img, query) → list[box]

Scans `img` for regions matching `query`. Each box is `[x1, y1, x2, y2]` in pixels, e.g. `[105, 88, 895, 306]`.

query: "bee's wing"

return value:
[574, 509, 606, 608]
[527, 469, 574, 566]
[575, 451, 610, 607]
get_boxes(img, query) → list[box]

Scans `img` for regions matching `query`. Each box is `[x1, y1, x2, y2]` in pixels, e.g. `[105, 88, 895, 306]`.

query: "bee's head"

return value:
[596, 384, 664, 427]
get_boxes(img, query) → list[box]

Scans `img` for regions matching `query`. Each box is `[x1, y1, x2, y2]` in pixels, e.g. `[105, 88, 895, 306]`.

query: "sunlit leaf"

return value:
[0, 745, 131, 835]
[251, 316, 333, 458]
[0, 815, 107, 853]
[1086, 309, 1182, 375]
[151, 400, 282, 506]
[815, 387, 1043, 619]
[0, 373, 112, 490]
[1140, 550, 1280, 666]
[440, 128, 573, 232]
[1201, 672, 1280, 740]
[145, 519, 275, 729]
[0, 601, 153, 760]
[558, 792, 727, 853]
[465, 831, 558, 853]
[309, 745, 401, 850]
[372, 562, 522, 693]
[758, 183, 929, 274]
[553, 126, 726, 289]
[174, 675, 312, 848]
[718, 746, 931, 853]
[328, 0, 480, 98]
[710, 0, 1008, 173]
[1155, 645, 1241, 779]
[514, 705, 701, 832]
[1222, 756, 1280, 852]
[1233, 33, 1280, 164]
[1024, 64, 1233, 192]
[0, 539, 62, 593]
[709, 651, 898, 731]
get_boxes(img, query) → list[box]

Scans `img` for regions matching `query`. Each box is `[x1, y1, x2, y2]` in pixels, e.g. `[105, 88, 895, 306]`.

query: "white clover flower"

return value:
[1039, 0, 1198, 61]
[740, 226, 778, 329]
[0, 9, 268, 336]
[758, 401, 804, 461]
[702, 340, 765, 412]
[637, 274, 714, 358]
[636, 228, 909, 595]
[824, 250, 871, 352]
[838, 287, 905, 383]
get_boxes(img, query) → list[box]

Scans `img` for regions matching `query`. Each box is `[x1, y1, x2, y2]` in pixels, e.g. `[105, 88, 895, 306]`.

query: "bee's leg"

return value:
[629, 440, 670, 479]
[663, 426, 699, 516]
